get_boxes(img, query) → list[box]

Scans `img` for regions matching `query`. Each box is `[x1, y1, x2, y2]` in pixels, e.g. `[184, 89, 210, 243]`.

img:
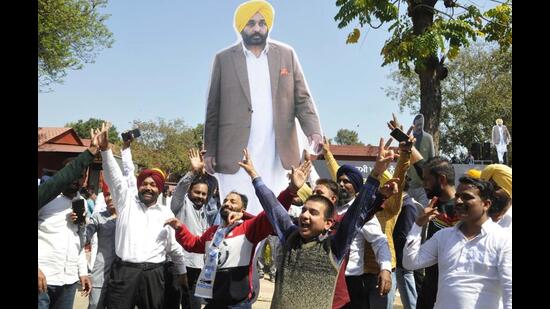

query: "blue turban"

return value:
[336, 164, 364, 192]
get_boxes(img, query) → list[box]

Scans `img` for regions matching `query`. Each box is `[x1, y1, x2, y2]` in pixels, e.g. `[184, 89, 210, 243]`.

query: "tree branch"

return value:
[367, 19, 384, 29]
[455, 3, 510, 27]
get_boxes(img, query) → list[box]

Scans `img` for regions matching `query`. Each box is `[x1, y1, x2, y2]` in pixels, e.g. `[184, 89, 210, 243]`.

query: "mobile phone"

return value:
[72, 199, 86, 225]
[390, 128, 409, 143]
[121, 128, 141, 142]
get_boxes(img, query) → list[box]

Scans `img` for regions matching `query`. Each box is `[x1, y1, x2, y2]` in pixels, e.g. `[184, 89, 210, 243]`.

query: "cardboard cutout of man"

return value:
[406, 114, 435, 208]
[491, 118, 511, 165]
[203, 0, 323, 215]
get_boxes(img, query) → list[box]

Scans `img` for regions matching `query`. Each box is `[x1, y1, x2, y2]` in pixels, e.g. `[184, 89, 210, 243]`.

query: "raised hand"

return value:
[387, 113, 403, 131]
[97, 122, 112, 151]
[322, 136, 331, 155]
[399, 131, 416, 153]
[289, 158, 312, 191]
[379, 178, 400, 198]
[122, 131, 134, 150]
[88, 127, 101, 155]
[415, 197, 440, 226]
[189, 148, 205, 175]
[372, 138, 397, 178]
[237, 149, 259, 179]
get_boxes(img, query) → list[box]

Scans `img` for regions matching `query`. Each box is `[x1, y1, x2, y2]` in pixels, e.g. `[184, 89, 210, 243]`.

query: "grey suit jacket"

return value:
[204, 40, 322, 174]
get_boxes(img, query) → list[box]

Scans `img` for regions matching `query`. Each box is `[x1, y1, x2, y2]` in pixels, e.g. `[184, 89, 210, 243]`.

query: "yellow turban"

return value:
[234, 0, 274, 33]
[150, 168, 166, 181]
[480, 164, 512, 198]
[465, 169, 481, 179]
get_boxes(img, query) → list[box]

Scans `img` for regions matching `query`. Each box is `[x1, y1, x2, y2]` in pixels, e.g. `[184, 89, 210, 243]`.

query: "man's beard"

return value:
[489, 194, 509, 216]
[220, 206, 231, 222]
[190, 197, 205, 209]
[338, 189, 353, 206]
[138, 191, 159, 205]
[241, 31, 268, 46]
[426, 182, 442, 199]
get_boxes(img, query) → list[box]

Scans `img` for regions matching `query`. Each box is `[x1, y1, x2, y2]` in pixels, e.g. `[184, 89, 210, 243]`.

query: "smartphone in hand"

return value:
[72, 199, 86, 225]
[390, 128, 409, 143]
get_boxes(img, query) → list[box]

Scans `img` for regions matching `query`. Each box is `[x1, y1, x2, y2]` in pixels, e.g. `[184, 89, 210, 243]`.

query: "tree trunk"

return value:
[418, 56, 444, 154]
[409, 0, 448, 154]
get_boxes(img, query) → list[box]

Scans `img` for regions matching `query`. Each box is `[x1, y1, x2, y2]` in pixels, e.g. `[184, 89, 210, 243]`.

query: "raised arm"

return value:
[98, 123, 129, 212]
[38, 128, 100, 210]
[277, 156, 313, 210]
[322, 137, 340, 181]
[238, 149, 296, 242]
[171, 172, 194, 216]
[120, 135, 140, 190]
[332, 138, 398, 262]
[171, 148, 206, 215]
[382, 131, 413, 217]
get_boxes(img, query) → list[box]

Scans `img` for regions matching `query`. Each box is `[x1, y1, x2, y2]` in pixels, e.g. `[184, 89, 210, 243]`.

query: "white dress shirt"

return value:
[336, 197, 355, 216]
[494, 206, 512, 232]
[346, 215, 392, 276]
[101, 149, 186, 273]
[38, 194, 88, 286]
[215, 41, 289, 216]
[403, 219, 512, 309]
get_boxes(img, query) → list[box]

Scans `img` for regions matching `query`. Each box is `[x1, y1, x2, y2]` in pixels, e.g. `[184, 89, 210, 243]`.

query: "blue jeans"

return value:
[386, 271, 397, 309]
[38, 283, 78, 309]
[396, 268, 417, 309]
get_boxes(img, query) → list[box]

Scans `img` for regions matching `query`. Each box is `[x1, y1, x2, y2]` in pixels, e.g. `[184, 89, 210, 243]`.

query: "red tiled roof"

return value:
[38, 127, 72, 146]
[38, 143, 88, 153]
[81, 139, 91, 147]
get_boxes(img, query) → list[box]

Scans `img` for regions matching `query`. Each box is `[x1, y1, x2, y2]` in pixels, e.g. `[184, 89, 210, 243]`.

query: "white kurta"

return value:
[496, 126, 507, 163]
[216, 44, 287, 215]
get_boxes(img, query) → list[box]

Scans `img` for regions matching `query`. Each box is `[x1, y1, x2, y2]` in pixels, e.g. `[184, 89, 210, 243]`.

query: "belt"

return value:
[116, 258, 165, 270]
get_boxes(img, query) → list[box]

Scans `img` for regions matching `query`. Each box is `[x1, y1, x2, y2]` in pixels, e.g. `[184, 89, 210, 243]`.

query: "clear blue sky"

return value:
[38, 0, 496, 146]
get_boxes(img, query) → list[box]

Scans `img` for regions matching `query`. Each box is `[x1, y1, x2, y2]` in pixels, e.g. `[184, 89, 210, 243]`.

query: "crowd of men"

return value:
[37, 114, 511, 309]
[38, 1, 511, 309]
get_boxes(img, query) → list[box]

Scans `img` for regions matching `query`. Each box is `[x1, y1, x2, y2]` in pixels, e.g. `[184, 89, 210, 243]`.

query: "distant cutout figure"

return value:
[406, 114, 435, 208]
[491, 119, 511, 165]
